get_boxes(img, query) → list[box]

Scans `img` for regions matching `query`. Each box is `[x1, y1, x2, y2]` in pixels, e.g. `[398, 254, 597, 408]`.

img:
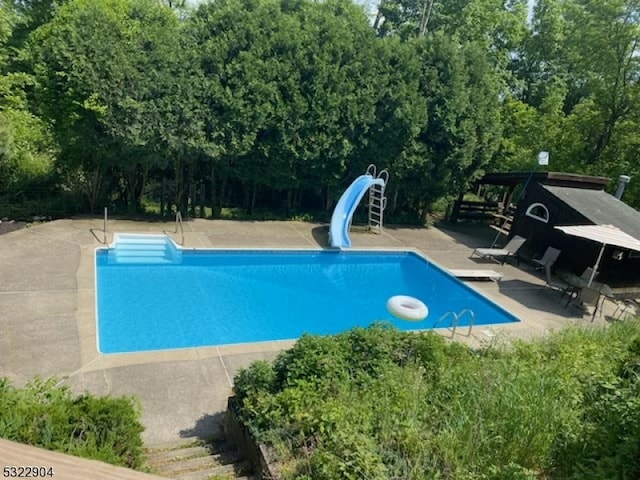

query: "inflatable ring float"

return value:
[387, 295, 428, 322]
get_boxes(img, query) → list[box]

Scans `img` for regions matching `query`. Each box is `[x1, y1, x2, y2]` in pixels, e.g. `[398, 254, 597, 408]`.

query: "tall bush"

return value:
[234, 321, 640, 479]
[0, 377, 144, 468]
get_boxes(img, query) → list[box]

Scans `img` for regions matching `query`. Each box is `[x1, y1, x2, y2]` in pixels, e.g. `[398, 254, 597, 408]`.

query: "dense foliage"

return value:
[0, 377, 145, 468]
[1, 0, 640, 220]
[234, 322, 640, 479]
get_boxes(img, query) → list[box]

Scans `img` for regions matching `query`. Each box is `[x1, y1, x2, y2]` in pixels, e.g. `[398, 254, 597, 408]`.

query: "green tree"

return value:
[29, 0, 202, 212]
[190, 0, 288, 213]
[375, 0, 529, 65]
[192, 0, 382, 214]
[372, 0, 524, 221]
[509, 0, 640, 207]
[0, 0, 55, 200]
[4, 1, 70, 56]
[348, 35, 426, 217]
[0, 2, 12, 67]
[394, 34, 503, 222]
[269, 0, 382, 212]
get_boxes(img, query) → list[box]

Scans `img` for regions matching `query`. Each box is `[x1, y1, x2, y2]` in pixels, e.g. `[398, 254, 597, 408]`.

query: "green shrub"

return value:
[233, 321, 640, 479]
[550, 332, 640, 480]
[273, 333, 352, 389]
[304, 429, 389, 480]
[0, 377, 144, 468]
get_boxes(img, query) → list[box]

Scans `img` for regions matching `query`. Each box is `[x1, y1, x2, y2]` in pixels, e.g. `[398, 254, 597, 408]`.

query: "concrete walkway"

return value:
[0, 218, 612, 445]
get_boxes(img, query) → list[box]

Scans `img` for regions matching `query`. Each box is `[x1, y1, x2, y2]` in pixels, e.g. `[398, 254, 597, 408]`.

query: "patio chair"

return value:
[613, 298, 640, 320]
[532, 246, 562, 271]
[470, 235, 526, 265]
[531, 246, 562, 286]
[577, 286, 604, 322]
[561, 267, 598, 304]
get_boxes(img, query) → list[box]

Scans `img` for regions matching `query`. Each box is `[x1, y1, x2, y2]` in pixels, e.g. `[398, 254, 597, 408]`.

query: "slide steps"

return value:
[108, 234, 182, 264]
[367, 164, 388, 233]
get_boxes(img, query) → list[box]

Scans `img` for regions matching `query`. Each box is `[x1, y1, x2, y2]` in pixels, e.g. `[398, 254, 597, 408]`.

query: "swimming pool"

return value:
[95, 248, 519, 354]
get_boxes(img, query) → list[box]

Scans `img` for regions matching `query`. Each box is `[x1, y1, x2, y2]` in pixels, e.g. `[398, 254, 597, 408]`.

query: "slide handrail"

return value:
[366, 164, 377, 177]
[378, 169, 389, 185]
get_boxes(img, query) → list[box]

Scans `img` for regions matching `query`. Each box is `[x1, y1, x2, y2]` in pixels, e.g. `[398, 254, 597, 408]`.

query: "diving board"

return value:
[449, 269, 502, 282]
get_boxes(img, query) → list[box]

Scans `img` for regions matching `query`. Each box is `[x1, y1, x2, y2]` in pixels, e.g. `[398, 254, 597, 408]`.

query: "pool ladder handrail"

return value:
[433, 308, 475, 337]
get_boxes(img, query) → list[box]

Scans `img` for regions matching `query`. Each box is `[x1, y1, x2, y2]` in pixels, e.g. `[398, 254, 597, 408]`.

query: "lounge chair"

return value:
[470, 235, 526, 265]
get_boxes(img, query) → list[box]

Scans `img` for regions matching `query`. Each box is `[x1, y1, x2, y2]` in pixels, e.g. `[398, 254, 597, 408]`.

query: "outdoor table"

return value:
[559, 272, 613, 315]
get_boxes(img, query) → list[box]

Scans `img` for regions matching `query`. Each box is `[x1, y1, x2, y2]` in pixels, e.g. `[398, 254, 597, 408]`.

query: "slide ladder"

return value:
[366, 164, 389, 233]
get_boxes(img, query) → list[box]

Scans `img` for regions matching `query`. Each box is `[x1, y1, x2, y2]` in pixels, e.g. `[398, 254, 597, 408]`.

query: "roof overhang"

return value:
[477, 172, 610, 189]
[555, 224, 640, 252]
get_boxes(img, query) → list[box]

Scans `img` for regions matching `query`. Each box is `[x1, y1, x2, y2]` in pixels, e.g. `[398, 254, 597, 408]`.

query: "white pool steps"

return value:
[108, 234, 182, 264]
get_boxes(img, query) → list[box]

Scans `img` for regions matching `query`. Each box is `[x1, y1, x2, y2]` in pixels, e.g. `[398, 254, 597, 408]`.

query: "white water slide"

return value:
[329, 174, 385, 248]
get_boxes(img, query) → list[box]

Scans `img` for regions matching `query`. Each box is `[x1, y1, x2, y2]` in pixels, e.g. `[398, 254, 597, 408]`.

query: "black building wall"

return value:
[511, 183, 640, 287]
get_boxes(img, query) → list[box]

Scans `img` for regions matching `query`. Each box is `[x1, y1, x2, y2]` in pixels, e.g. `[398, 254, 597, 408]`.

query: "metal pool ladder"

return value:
[433, 308, 476, 338]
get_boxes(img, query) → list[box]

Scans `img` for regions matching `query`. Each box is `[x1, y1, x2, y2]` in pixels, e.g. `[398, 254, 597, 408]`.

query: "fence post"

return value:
[103, 207, 107, 244]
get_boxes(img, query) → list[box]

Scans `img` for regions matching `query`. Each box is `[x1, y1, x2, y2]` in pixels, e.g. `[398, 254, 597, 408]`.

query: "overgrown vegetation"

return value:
[234, 322, 640, 479]
[0, 377, 145, 468]
[2, 0, 640, 221]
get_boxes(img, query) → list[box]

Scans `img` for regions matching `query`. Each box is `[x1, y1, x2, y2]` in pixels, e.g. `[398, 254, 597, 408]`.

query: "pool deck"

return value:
[0, 217, 617, 445]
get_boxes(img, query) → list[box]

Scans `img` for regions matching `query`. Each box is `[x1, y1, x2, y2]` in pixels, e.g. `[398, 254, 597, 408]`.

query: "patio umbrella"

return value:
[555, 224, 640, 286]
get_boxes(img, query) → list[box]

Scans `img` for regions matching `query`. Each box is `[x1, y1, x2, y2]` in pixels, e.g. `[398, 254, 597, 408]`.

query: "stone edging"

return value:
[224, 396, 281, 480]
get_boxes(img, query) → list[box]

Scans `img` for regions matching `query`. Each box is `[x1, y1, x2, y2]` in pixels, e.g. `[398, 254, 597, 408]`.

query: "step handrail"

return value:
[103, 207, 108, 244]
[175, 211, 184, 245]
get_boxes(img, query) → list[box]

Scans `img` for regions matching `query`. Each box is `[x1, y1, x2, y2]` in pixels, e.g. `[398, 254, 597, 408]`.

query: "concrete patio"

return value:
[0, 217, 615, 445]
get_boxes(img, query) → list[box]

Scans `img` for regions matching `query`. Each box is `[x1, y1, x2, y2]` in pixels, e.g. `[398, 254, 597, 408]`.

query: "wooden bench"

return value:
[449, 269, 503, 282]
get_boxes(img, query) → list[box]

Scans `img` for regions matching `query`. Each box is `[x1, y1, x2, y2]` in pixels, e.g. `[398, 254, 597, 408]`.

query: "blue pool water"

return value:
[96, 249, 519, 354]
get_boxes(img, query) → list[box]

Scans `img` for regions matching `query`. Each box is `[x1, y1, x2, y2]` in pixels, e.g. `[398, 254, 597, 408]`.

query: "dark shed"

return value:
[511, 183, 640, 287]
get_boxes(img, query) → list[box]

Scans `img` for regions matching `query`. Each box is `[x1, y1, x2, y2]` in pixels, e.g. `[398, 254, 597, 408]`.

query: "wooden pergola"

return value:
[449, 171, 610, 223]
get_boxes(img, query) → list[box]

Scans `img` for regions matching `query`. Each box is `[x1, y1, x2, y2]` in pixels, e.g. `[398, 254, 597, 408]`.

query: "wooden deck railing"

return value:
[449, 200, 501, 222]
